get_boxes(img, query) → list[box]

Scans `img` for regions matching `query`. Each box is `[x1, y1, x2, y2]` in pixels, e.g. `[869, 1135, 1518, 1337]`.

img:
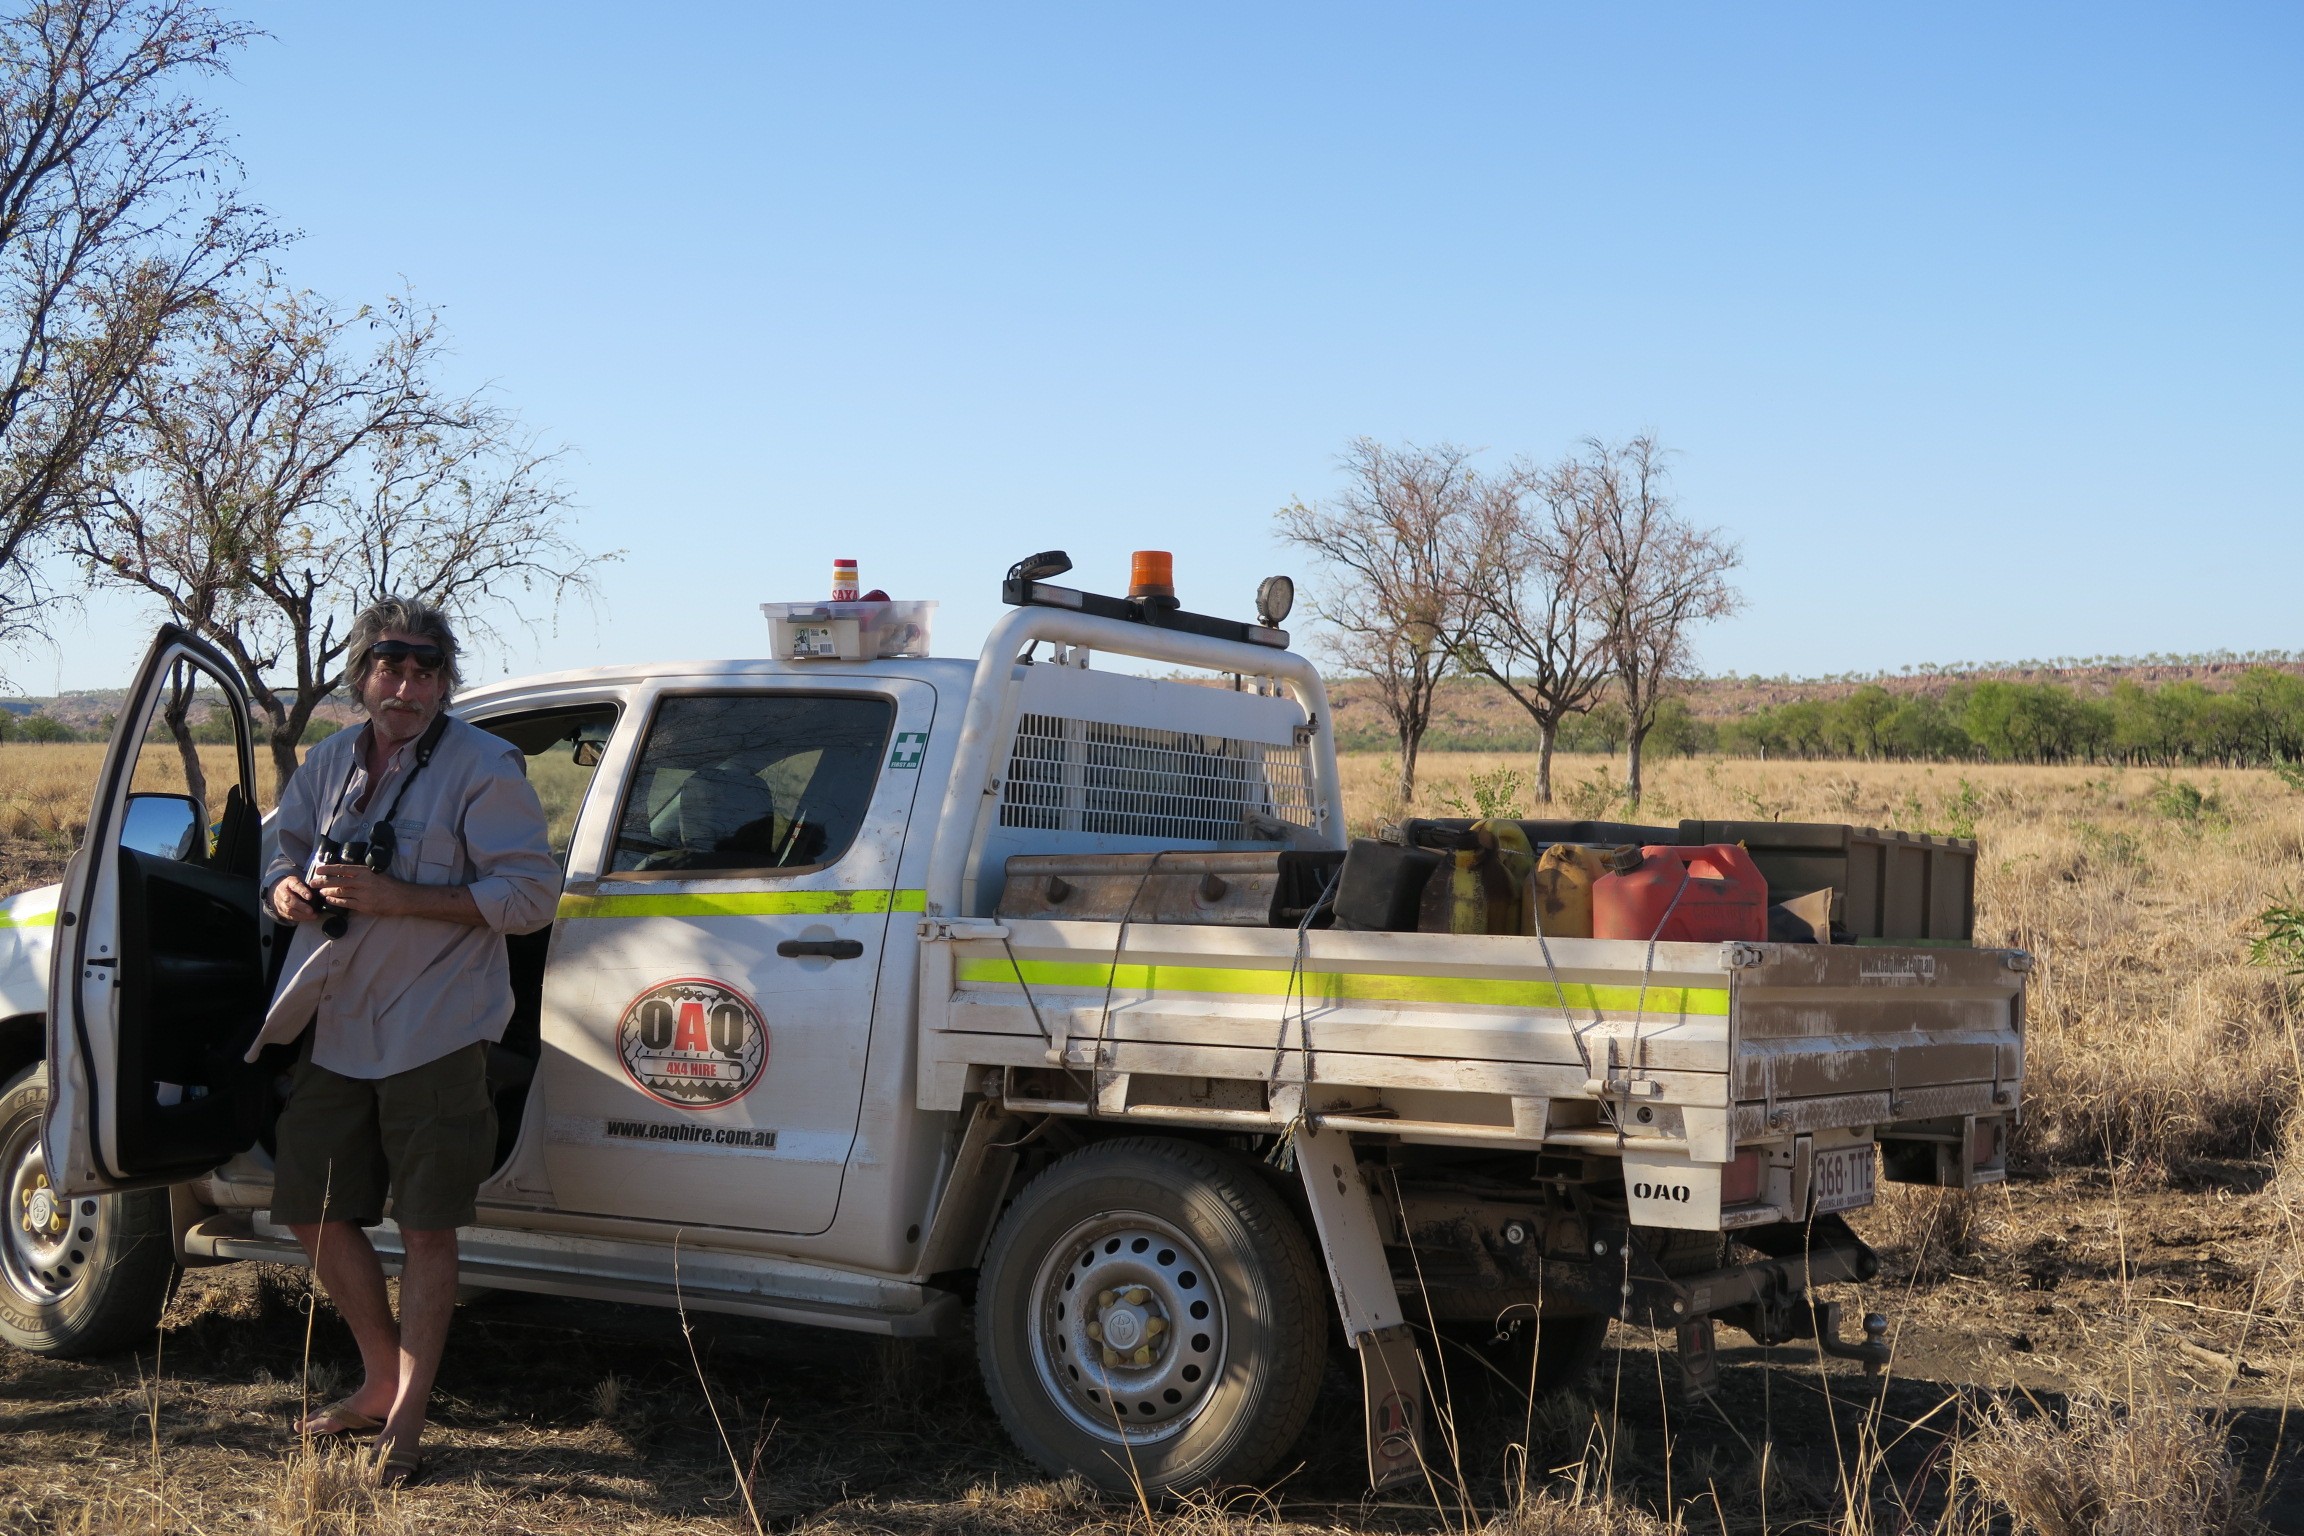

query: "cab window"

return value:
[474, 704, 621, 866]
[121, 655, 251, 866]
[610, 694, 894, 876]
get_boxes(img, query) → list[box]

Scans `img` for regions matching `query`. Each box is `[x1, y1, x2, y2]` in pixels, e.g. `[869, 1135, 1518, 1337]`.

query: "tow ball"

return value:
[1810, 1300, 1893, 1373]
[1695, 1296, 1894, 1397]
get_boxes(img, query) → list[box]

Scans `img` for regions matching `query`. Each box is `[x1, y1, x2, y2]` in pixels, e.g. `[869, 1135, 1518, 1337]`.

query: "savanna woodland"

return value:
[0, 4, 2296, 1535]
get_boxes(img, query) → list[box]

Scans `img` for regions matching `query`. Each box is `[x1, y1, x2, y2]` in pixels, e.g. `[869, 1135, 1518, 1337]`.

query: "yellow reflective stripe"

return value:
[559, 888, 926, 920]
[956, 957, 1730, 1016]
[0, 906, 55, 929]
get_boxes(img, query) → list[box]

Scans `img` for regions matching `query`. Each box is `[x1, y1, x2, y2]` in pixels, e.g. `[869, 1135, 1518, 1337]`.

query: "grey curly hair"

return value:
[345, 596, 463, 701]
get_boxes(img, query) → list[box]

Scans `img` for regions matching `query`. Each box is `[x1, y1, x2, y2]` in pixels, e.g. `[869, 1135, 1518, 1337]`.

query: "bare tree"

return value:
[1277, 438, 1484, 808]
[1458, 455, 1614, 804]
[0, 0, 267, 641]
[69, 280, 610, 789]
[1585, 435, 1740, 806]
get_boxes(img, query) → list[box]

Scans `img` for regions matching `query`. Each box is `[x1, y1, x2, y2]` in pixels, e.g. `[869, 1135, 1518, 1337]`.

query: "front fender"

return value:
[0, 882, 59, 1026]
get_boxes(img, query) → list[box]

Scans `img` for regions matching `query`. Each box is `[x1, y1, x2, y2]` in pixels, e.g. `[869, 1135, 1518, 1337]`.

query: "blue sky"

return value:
[32, 3, 2304, 692]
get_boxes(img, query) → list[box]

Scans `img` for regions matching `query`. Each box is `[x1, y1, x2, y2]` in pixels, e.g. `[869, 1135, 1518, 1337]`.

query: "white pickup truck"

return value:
[0, 558, 2026, 1493]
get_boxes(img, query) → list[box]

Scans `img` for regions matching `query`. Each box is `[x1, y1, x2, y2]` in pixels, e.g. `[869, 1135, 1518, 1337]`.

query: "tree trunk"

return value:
[1396, 728, 1421, 808]
[268, 723, 302, 800]
[1624, 720, 1649, 807]
[161, 678, 208, 824]
[1535, 718, 1558, 804]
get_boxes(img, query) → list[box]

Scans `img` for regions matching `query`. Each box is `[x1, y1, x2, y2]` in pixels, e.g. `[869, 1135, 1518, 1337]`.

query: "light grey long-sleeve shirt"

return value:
[250, 713, 560, 1078]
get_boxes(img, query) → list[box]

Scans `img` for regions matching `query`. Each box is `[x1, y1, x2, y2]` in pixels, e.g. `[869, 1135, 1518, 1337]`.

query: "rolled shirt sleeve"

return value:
[263, 748, 325, 906]
[459, 747, 560, 934]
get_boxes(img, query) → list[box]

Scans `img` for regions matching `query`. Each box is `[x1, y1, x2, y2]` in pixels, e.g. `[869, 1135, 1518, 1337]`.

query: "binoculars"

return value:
[308, 824, 398, 938]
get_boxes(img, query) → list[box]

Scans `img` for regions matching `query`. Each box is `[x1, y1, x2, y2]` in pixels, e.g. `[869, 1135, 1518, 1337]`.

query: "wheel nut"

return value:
[1086, 1320, 1103, 1342]
[1101, 1346, 1120, 1367]
[1131, 1346, 1153, 1366]
[1122, 1286, 1149, 1305]
[1098, 1289, 1116, 1307]
[1143, 1317, 1166, 1338]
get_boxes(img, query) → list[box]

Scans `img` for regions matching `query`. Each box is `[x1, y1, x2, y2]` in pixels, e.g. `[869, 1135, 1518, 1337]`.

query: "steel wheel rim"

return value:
[1027, 1210, 1230, 1446]
[2, 1105, 102, 1306]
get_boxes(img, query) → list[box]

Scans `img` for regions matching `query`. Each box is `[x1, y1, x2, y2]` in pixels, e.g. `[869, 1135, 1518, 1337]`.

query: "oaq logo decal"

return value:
[616, 977, 769, 1109]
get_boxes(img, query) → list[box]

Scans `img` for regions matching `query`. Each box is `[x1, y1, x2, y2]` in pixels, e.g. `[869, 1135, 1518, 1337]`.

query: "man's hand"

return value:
[312, 862, 487, 926]
[270, 874, 322, 923]
[313, 862, 426, 918]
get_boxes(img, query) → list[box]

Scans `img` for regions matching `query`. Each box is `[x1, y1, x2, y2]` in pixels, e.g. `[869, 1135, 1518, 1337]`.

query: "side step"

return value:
[181, 1213, 960, 1339]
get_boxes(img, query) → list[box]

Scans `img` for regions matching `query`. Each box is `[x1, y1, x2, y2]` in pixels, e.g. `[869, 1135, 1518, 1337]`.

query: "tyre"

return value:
[0, 1064, 176, 1356]
[976, 1136, 1328, 1495]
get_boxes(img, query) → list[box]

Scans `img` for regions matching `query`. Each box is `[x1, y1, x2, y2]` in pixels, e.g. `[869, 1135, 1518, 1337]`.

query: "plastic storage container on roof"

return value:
[762, 599, 936, 661]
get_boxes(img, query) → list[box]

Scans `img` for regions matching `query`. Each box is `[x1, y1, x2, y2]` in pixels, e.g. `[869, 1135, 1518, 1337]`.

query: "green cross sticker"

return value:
[888, 731, 928, 770]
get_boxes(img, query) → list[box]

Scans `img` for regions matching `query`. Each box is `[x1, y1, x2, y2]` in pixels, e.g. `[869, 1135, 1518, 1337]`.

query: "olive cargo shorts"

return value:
[271, 1037, 497, 1231]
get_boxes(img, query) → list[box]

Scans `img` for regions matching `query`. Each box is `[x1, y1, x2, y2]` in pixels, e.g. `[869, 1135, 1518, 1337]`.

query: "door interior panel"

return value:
[113, 848, 267, 1178]
[489, 926, 551, 1166]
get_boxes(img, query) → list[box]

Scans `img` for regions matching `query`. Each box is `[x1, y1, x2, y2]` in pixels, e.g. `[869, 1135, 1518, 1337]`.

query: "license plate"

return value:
[1812, 1144, 1876, 1213]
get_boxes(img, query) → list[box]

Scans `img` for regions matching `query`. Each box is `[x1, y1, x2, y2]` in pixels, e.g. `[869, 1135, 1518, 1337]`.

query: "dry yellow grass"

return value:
[0, 740, 254, 843]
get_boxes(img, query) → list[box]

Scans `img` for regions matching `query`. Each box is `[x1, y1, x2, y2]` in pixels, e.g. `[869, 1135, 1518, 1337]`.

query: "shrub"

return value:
[11, 714, 75, 742]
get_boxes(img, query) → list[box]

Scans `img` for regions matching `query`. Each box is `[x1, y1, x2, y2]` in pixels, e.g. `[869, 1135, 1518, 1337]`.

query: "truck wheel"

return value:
[976, 1136, 1327, 1496]
[0, 1065, 175, 1357]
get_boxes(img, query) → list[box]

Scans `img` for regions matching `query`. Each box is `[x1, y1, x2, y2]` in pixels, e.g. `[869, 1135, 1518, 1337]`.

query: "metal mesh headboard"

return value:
[998, 712, 1316, 841]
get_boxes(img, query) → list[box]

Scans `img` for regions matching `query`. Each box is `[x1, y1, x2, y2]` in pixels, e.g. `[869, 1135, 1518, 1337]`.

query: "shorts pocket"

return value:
[395, 1042, 493, 1119]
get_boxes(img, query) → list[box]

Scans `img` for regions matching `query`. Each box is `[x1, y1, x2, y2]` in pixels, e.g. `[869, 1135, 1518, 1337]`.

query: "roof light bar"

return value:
[1002, 549, 1288, 648]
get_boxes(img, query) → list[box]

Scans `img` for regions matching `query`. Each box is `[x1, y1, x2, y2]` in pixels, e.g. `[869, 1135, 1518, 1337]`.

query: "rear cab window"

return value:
[473, 704, 622, 867]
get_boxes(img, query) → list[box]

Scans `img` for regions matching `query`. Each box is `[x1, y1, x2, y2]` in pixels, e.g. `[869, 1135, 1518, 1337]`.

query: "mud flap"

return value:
[1293, 1120, 1426, 1489]
[1675, 1316, 1719, 1398]
[1360, 1326, 1425, 1488]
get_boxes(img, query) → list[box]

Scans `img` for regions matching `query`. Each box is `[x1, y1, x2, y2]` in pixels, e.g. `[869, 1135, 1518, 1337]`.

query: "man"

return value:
[248, 596, 559, 1486]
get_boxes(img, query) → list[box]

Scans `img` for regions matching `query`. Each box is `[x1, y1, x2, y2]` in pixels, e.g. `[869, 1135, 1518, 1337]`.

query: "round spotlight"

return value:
[1255, 575, 1295, 628]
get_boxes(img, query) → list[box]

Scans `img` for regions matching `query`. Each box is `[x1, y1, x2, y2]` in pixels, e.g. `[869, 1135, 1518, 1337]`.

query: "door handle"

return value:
[777, 939, 864, 960]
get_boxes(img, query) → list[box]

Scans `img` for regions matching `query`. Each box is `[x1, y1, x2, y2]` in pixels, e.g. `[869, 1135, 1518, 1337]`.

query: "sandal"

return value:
[295, 1398, 385, 1438]
[376, 1448, 427, 1489]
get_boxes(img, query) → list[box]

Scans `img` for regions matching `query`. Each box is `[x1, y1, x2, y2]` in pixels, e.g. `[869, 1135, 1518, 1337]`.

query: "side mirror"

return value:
[122, 792, 203, 862]
[571, 738, 604, 768]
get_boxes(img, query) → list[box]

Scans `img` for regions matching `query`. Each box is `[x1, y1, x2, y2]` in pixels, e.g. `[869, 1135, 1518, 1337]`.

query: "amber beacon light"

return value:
[1128, 550, 1177, 609]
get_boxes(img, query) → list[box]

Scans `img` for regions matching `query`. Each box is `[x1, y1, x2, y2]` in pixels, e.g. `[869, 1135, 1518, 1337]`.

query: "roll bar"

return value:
[921, 605, 1343, 919]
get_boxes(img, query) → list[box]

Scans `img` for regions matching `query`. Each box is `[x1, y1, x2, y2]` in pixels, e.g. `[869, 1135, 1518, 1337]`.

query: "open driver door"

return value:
[44, 626, 269, 1196]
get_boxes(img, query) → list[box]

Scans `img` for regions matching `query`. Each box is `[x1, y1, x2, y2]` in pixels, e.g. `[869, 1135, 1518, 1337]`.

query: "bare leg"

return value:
[377, 1226, 461, 1462]
[289, 1221, 400, 1424]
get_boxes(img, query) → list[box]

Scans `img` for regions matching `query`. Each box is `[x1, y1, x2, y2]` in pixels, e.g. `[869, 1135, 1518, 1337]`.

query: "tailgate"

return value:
[1728, 943, 2026, 1140]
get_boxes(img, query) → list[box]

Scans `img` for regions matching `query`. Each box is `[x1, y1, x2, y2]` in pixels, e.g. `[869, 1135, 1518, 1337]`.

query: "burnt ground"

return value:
[0, 1170, 2296, 1534]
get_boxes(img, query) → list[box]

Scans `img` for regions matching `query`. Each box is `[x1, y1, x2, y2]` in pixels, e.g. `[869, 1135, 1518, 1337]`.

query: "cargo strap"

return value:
[1263, 861, 1342, 1172]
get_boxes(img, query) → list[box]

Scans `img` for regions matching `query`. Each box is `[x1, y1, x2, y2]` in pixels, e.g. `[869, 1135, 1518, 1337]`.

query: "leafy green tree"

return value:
[2224, 668, 2304, 763]
[1960, 681, 2079, 762]
[2110, 679, 2206, 764]
[14, 714, 75, 742]
[1828, 685, 1897, 758]
[1879, 695, 1971, 759]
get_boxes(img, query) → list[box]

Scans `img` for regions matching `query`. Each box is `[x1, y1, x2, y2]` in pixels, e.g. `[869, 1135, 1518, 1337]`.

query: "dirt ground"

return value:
[1, 1169, 2295, 1533]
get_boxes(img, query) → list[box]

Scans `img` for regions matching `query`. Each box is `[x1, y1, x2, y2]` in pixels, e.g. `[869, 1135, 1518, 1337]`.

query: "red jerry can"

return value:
[1592, 844, 1769, 944]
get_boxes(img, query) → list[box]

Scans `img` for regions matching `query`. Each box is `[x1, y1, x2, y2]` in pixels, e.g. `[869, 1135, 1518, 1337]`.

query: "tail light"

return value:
[1720, 1148, 1764, 1206]
[1972, 1116, 2007, 1169]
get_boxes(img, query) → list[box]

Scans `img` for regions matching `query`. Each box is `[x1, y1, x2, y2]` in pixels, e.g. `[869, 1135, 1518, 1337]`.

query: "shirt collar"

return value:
[358, 718, 432, 777]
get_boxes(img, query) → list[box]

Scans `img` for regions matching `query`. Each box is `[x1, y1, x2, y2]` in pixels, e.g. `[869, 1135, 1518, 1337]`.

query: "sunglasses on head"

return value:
[365, 640, 448, 670]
